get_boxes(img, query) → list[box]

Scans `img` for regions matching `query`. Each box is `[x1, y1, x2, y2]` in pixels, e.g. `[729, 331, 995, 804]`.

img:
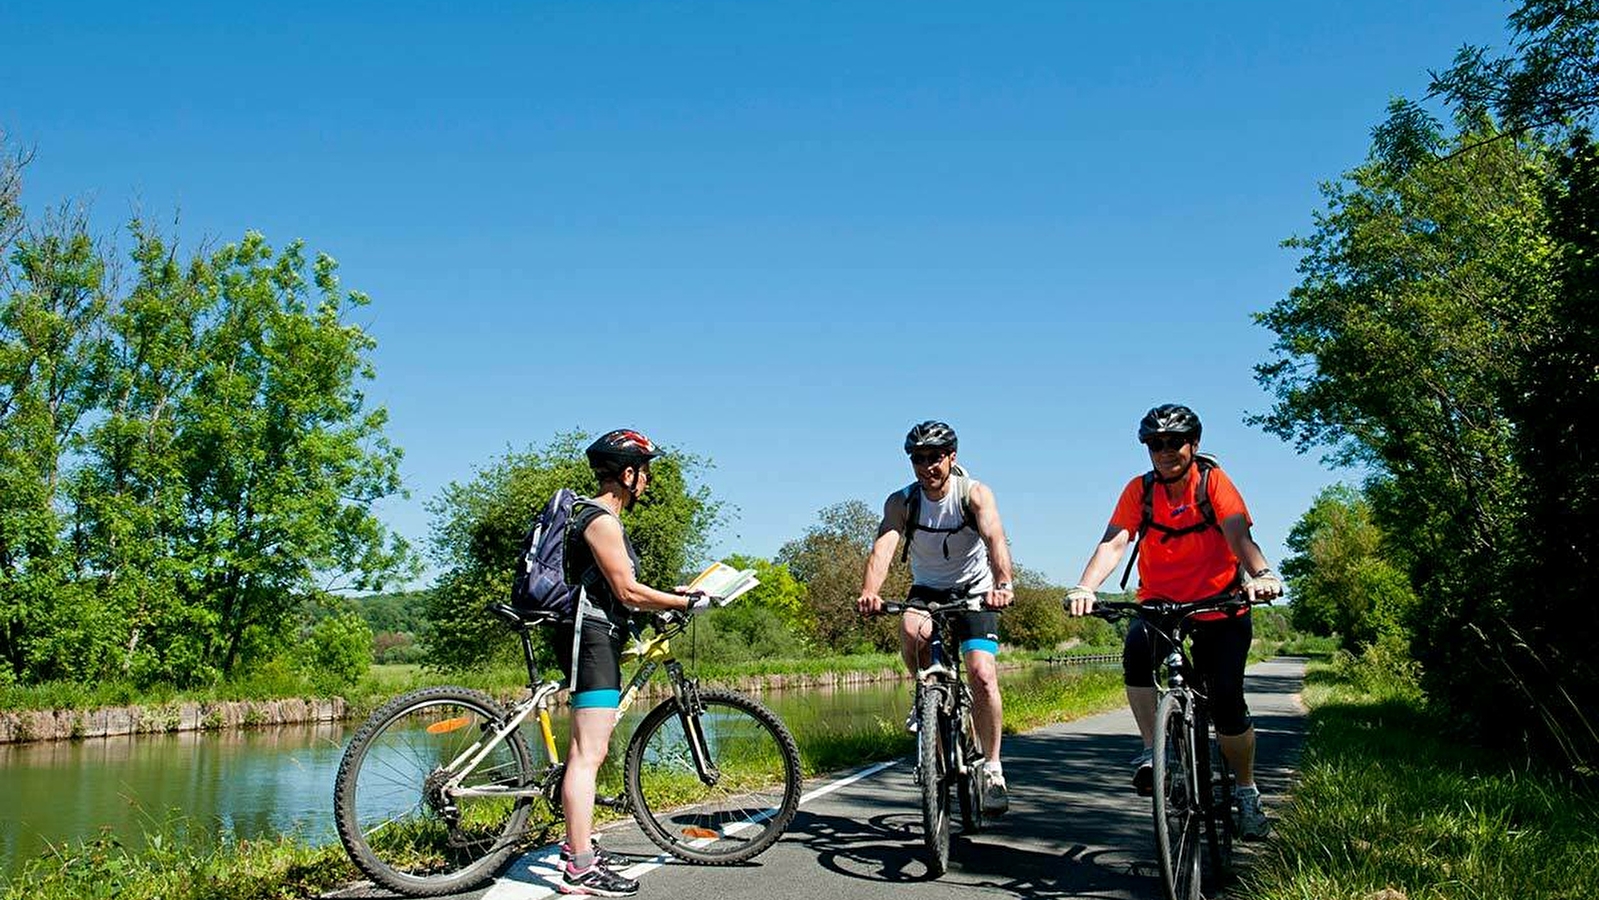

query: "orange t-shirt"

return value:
[1110, 466, 1251, 607]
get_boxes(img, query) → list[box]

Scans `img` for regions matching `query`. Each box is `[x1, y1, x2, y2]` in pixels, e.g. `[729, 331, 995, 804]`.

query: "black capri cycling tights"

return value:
[1122, 611, 1253, 736]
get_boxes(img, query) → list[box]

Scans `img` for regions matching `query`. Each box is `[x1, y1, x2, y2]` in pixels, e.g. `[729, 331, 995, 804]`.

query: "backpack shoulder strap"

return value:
[1193, 457, 1217, 528]
[563, 498, 611, 583]
[951, 464, 975, 530]
[1137, 470, 1158, 538]
[1120, 471, 1159, 590]
[898, 483, 922, 563]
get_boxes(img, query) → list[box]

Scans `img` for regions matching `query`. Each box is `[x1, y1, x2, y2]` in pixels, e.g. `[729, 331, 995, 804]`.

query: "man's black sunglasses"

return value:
[1142, 435, 1192, 452]
[909, 451, 949, 466]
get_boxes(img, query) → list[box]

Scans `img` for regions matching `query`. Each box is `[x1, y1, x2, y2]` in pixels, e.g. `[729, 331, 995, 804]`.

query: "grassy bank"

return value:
[3, 664, 1129, 899]
[795, 665, 1127, 775]
[2, 826, 356, 900]
[1243, 649, 1599, 900]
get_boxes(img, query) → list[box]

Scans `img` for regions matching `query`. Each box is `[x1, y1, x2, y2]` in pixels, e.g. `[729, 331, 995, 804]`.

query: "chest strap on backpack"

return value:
[1118, 458, 1218, 590]
[899, 466, 977, 562]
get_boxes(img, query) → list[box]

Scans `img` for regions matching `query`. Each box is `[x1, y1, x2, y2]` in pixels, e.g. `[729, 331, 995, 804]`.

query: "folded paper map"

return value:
[686, 561, 761, 606]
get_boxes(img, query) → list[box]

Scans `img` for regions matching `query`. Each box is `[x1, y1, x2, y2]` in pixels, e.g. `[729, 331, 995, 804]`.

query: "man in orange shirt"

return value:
[1064, 404, 1283, 839]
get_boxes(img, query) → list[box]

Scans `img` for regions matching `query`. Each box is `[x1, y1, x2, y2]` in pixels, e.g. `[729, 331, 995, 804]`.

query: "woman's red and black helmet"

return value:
[585, 429, 662, 475]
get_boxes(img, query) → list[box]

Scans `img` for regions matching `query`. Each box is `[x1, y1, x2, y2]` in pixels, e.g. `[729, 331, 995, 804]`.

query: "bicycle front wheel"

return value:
[917, 683, 952, 877]
[624, 687, 802, 864]
[333, 687, 547, 897]
[955, 688, 987, 834]
[1152, 690, 1202, 900]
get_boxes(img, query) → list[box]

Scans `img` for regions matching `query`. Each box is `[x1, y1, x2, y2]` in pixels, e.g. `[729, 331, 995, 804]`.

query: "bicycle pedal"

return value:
[594, 794, 628, 810]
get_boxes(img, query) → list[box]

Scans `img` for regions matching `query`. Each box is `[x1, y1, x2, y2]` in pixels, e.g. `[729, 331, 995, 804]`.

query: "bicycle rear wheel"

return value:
[333, 687, 552, 897]
[1201, 712, 1235, 890]
[624, 687, 802, 864]
[1152, 691, 1202, 900]
[917, 683, 952, 876]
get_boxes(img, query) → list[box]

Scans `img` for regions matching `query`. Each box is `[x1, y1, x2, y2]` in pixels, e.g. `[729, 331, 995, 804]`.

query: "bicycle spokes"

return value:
[625, 689, 801, 864]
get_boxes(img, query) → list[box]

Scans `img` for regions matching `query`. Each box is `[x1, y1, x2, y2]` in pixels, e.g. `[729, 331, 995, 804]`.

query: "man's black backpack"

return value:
[509, 489, 605, 620]
[1120, 454, 1221, 590]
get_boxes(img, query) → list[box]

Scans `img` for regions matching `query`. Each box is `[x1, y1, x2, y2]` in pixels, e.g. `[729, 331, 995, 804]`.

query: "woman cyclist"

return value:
[1063, 404, 1283, 839]
[557, 429, 711, 896]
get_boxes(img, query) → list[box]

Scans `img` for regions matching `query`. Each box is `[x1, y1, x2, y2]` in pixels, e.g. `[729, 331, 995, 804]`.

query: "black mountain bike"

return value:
[875, 595, 992, 877]
[1091, 593, 1256, 900]
[333, 604, 803, 897]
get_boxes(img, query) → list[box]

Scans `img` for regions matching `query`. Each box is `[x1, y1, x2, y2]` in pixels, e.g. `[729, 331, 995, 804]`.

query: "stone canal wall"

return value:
[0, 697, 347, 744]
[0, 659, 1074, 745]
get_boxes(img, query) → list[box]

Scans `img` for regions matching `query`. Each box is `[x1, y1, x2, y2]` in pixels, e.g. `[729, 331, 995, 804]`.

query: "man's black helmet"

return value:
[1138, 404, 1202, 442]
[904, 420, 958, 454]
[586, 429, 662, 471]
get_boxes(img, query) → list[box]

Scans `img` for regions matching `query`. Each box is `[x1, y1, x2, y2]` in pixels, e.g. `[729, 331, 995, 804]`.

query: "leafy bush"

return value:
[1331, 632, 1423, 703]
[677, 605, 807, 667]
[294, 613, 372, 693]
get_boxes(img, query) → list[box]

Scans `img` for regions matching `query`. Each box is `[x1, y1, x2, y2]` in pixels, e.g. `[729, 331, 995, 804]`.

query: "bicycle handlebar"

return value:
[873, 595, 987, 617]
[1087, 592, 1264, 622]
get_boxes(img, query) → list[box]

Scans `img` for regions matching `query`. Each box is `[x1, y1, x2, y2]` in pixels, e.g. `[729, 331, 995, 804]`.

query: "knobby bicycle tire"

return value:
[955, 687, 987, 834]
[1152, 691, 1202, 900]
[333, 686, 551, 897]
[623, 687, 802, 864]
[917, 683, 952, 877]
[1200, 710, 1235, 890]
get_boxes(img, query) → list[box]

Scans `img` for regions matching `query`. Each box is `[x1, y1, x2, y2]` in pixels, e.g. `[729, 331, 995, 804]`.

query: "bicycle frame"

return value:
[333, 603, 805, 892]
[881, 597, 985, 775]
[1092, 593, 1252, 899]
[448, 612, 716, 802]
[920, 610, 975, 778]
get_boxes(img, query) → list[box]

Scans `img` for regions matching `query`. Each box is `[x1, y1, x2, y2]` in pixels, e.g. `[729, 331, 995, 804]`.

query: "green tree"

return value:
[0, 210, 109, 684]
[1253, 117, 1548, 632]
[776, 500, 903, 654]
[1264, 0, 1599, 769]
[422, 432, 719, 672]
[296, 610, 373, 693]
[1255, 111, 1599, 764]
[999, 565, 1115, 651]
[67, 220, 215, 684]
[346, 590, 431, 634]
[0, 134, 21, 267]
[999, 566, 1066, 651]
[1423, 0, 1599, 773]
[1281, 484, 1417, 651]
[1430, 0, 1599, 131]
[721, 554, 812, 635]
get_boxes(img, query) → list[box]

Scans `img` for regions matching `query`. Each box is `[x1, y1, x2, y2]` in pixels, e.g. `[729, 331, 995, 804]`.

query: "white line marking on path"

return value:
[482, 759, 901, 900]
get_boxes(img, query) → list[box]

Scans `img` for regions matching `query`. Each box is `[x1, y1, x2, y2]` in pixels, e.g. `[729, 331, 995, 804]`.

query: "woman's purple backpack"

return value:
[509, 488, 594, 620]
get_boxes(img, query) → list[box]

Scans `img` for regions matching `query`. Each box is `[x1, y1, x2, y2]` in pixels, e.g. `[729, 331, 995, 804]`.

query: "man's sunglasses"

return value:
[909, 451, 949, 466]
[1142, 436, 1192, 452]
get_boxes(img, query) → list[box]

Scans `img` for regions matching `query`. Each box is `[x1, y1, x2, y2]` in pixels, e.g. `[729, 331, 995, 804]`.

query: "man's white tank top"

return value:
[908, 485, 992, 592]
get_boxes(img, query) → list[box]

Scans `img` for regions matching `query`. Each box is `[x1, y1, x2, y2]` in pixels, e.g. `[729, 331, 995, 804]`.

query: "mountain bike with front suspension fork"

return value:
[1091, 593, 1259, 900]
[332, 603, 803, 897]
[874, 594, 993, 877]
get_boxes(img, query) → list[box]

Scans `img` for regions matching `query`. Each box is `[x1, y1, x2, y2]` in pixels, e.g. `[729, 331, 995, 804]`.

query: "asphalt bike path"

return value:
[331, 657, 1308, 900]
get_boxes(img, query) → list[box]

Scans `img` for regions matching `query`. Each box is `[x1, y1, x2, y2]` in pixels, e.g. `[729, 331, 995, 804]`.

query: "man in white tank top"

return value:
[857, 421, 1016, 815]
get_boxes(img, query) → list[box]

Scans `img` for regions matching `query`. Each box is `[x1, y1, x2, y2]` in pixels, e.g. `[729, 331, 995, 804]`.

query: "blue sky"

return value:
[3, 1, 1512, 586]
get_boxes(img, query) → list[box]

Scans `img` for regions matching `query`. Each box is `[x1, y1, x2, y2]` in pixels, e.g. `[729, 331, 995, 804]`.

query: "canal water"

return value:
[0, 664, 1093, 880]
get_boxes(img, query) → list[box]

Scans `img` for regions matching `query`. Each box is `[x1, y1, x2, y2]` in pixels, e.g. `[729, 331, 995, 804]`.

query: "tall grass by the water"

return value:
[2, 820, 357, 900]
[792, 667, 1126, 774]
[1242, 646, 1599, 900]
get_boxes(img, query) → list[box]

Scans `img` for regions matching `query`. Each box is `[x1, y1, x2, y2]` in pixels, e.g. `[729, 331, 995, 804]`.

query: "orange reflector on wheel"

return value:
[682, 826, 720, 839]
[426, 716, 472, 734]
